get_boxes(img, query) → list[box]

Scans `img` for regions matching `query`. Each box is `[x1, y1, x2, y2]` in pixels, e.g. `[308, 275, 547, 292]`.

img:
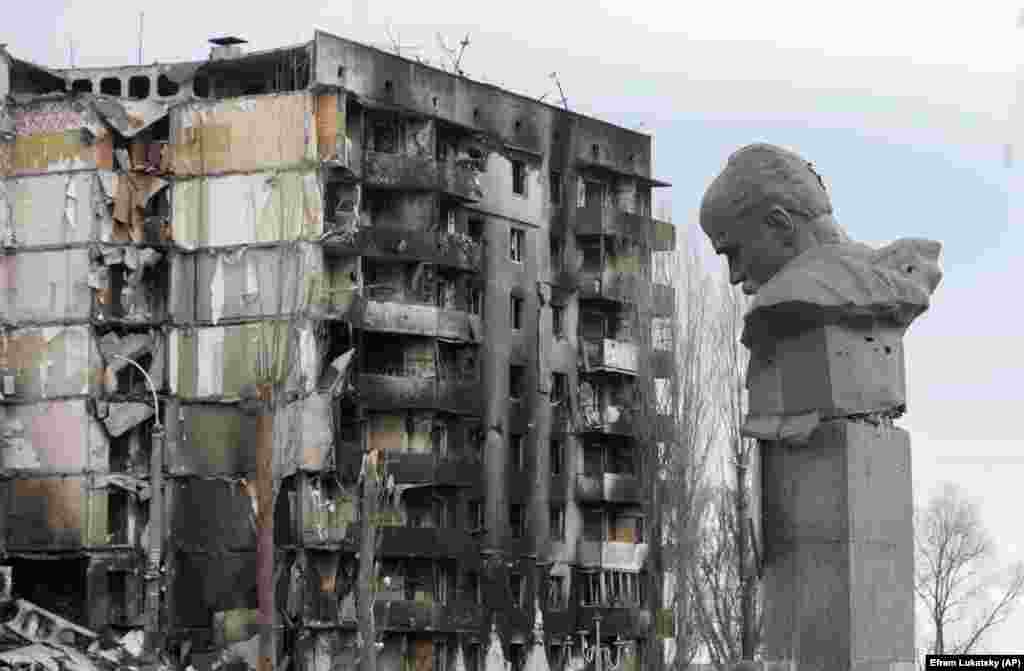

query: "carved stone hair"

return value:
[701, 143, 833, 222]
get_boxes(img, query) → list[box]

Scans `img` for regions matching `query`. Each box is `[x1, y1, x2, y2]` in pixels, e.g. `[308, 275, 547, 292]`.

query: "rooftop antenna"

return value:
[550, 72, 569, 110]
[138, 12, 144, 65]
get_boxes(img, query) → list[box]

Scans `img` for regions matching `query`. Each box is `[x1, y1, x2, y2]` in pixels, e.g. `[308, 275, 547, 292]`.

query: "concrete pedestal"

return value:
[760, 420, 915, 671]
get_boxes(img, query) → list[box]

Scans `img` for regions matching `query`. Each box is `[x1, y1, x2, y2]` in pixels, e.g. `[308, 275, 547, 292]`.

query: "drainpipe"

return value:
[110, 354, 163, 655]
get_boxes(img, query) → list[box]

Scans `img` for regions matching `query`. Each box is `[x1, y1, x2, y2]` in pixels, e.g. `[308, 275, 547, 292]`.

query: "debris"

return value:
[101, 401, 154, 437]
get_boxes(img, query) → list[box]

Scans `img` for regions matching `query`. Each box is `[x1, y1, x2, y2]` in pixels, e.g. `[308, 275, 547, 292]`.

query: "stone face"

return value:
[760, 420, 914, 671]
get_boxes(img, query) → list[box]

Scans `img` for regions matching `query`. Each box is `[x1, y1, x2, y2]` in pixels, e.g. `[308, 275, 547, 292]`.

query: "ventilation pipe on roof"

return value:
[208, 36, 247, 61]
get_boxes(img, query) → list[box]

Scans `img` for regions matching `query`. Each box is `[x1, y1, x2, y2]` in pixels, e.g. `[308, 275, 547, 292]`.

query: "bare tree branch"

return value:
[916, 482, 1024, 654]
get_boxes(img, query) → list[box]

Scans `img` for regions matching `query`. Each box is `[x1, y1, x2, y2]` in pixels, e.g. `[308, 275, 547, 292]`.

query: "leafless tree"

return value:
[651, 224, 719, 669]
[718, 275, 760, 660]
[916, 481, 1024, 656]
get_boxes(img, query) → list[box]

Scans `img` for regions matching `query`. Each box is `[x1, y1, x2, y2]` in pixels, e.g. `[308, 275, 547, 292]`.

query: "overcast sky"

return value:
[7, 0, 1023, 654]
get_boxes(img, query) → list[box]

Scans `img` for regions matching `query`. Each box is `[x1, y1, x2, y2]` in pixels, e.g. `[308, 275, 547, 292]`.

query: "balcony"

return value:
[577, 403, 636, 437]
[363, 152, 482, 201]
[373, 599, 484, 632]
[574, 207, 674, 252]
[358, 371, 482, 415]
[322, 226, 482, 271]
[577, 606, 651, 639]
[439, 159, 484, 200]
[575, 474, 644, 504]
[363, 151, 439, 190]
[377, 527, 480, 561]
[351, 297, 482, 342]
[577, 540, 649, 570]
[381, 452, 482, 486]
[578, 269, 647, 305]
[583, 338, 638, 375]
[575, 205, 648, 240]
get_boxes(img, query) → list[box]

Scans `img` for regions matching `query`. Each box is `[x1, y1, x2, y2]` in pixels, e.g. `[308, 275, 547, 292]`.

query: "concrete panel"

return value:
[1, 247, 92, 323]
[0, 399, 108, 472]
[10, 99, 113, 175]
[170, 322, 319, 400]
[1, 324, 102, 399]
[168, 92, 317, 176]
[196, 244, 322, 323]
[5, 172, 113, 247]
[171, 169, 323, 248]
[4, 476, 109, 548]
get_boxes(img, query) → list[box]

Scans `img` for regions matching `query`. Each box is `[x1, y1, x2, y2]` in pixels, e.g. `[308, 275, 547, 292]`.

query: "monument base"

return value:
[760, 420, 915, 671]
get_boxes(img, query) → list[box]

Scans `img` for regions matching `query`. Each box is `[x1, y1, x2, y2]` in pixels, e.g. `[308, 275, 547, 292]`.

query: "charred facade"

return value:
[0, 32, 676, 671]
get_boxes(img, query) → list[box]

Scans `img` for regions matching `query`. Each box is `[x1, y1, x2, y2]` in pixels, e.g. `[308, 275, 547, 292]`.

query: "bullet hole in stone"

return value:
[905, 265, 915, 273]
[884, 346, 892, 354]
[864, 336, 875, 342]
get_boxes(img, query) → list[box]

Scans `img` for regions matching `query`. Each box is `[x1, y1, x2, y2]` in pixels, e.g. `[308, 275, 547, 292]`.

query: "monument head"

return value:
[699, 143, 849, 295]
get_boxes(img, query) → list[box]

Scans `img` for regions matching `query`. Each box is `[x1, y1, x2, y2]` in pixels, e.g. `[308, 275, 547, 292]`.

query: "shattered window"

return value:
[509, 295, 523, 330]
[549, 439, 563, 476]
[552, 305, 564, 337]
[550, 171, 562, 204]
[509, 228, 524, 263]
[550, 506, 565, 541]
[509, 434, 524, 471]
[510, 504, 525, 539]
[509, 364, 525, 399]
[652, 317, 673, 351]
[372, 118, 399, 153]
[512, 161, 526, 195]
[508, 573, 524, 607]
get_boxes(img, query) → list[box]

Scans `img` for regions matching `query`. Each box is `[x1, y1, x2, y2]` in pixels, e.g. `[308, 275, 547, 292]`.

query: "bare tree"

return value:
[718, 277, 760, 660]
[685, 241, 761, 666]
[916, 481, 1024, 655]
[651, 225, 719, 669]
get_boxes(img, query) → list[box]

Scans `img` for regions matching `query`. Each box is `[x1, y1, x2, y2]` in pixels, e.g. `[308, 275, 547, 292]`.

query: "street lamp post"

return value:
[594, 613, 602, 671]
[109, 353, 164, 656]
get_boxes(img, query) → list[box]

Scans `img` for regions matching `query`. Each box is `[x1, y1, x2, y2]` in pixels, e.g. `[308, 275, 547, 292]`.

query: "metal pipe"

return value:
[109, 353, 163, 654]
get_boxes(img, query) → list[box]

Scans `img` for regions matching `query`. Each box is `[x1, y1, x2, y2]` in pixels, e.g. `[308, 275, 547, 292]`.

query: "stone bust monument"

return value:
[701, 143, 942, 444]
[701, 144, 940, 669]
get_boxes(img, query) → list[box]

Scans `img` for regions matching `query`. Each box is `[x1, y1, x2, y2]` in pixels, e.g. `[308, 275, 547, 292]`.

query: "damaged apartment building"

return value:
[0, 31, 676, 671]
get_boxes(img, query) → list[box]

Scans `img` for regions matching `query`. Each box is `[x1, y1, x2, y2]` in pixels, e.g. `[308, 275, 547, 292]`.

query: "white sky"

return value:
[6, 0, 1023, 656]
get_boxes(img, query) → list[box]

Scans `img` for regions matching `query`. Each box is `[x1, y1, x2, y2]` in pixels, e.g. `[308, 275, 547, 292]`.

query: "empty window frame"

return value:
[509, 573, 524, 608]
[550, 505, 565, 541]
[510, 228, 525, 263]
[509, 364, 526, 399]
[549, 171, 563, 205]
[552, 305, 564, 337]
[469, 499, 485, 531]
[509, 434, 524, 471]
[510, 504, 525, 539]
[549, 439, 563, 476]
[546, 575, 566, 610]
[510, 295, 524, 330]
[512, 160, 527, 195]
